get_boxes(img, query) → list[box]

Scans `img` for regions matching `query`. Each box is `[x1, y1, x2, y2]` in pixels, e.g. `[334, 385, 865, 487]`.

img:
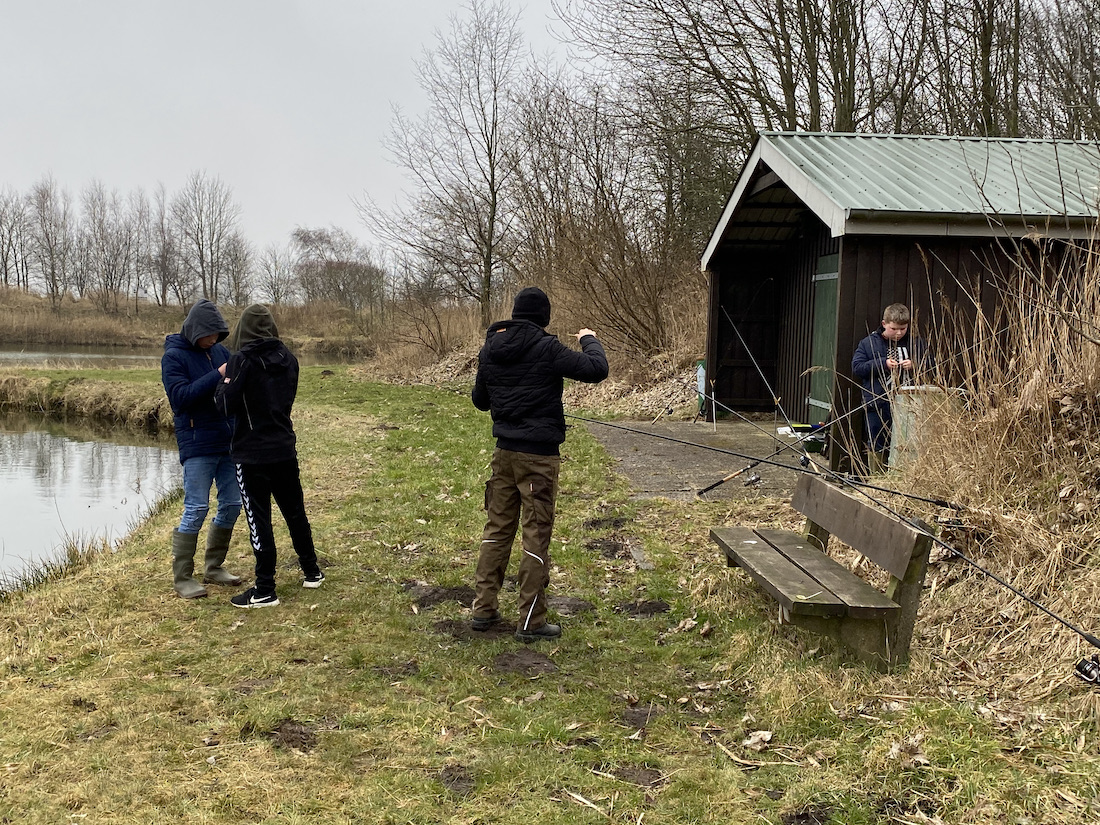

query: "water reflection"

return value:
[0, 412, 180, 584]
[0, 343, 162, 369]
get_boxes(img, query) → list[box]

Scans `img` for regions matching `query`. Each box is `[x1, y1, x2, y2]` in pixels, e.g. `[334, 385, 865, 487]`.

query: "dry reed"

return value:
[898, 238, 1100, 712]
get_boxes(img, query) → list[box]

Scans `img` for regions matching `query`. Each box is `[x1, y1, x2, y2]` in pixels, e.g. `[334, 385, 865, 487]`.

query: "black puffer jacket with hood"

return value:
[215, 304, 299, 465]
[472, 319, 608, 454]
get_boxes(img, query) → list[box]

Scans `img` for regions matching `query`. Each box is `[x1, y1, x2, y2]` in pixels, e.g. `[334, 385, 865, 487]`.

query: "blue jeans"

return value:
[864, 401, 893, 454]
[179, 454, 242, 534]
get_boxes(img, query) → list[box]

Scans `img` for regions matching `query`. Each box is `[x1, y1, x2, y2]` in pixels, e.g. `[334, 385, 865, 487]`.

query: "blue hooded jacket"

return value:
[161, 299, 232, 463]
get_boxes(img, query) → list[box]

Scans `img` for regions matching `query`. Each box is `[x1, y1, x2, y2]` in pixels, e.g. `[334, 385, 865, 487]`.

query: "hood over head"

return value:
[227, 304, 280, 352]
[180, 298, 229, 346]
[483, 318, 546, 366]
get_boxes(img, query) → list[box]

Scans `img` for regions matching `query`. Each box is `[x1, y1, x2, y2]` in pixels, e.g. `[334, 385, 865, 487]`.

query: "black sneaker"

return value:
[515, 623, 561, 643]
[231, 588, 279, 608]
[471, 610, 501, 631]
[303, 572, 325, 589]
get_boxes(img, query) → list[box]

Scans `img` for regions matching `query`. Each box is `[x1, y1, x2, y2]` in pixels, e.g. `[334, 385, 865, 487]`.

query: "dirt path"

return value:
[583, 417, 804, 501]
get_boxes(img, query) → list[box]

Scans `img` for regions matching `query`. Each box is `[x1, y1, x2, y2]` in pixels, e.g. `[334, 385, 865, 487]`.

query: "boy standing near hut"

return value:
[852, 303, 933, 473]
[470, 287, 609, 642]
[215, 304, 323, 608]
[161, 298, 243, 599]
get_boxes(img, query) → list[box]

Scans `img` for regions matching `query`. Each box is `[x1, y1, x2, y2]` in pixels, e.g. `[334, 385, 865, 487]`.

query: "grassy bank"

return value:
[1, 369, 1099, 824]
[0, 368, 173, 430]
[0, 288, 375, 356]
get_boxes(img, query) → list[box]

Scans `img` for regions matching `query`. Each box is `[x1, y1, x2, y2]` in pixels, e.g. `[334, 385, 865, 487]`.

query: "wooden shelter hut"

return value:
[701, 132, 1100, 464]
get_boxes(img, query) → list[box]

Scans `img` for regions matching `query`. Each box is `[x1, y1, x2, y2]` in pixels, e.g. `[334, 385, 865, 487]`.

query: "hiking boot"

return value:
[471, 609, 501, 631]
[515, 623, 561, 643]
[303, 571, 326, 589]
[231, 587, 279, 609]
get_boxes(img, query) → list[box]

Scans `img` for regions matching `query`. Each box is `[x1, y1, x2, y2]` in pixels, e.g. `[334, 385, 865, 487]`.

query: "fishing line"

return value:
[567, 413, 806, 476]
[712, 304, 1100, 653]
[812, 462, 1100, 651]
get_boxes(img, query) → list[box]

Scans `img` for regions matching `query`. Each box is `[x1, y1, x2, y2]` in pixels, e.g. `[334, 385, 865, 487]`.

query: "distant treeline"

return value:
[2, 0, 1097, 372]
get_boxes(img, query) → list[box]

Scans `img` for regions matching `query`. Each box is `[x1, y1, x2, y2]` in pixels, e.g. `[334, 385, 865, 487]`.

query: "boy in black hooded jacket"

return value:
[215, 304, 323, 608]
[471, 287, 608, 642]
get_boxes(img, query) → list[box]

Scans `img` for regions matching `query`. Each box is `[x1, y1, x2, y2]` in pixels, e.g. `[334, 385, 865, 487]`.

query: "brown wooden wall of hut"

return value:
[832, 234, 1017, 423]
[706, 224, 1045, 434]
[774, 221, 839, 425]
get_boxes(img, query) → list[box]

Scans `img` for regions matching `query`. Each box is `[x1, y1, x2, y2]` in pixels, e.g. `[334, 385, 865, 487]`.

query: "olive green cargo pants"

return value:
[473, 448, 560, 631]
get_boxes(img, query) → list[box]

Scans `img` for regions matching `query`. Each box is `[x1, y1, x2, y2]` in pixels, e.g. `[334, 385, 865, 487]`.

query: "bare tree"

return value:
[511, 72, 706, 358]
[171, 171, 241, 301]
[257, 243, 298, 305]
[361, 0, 524, 327]
[145, 182, 186, 306]
[128, 188, 151, 314]
[221, 232, 253, 307]
[81, 180, 139, 313]
[1032, 0, 1100, 139]
[293, 226, 386, 332]
[0, 187, 31, 290]
[557, 0, 896, 136]
[25, 175, 75, 309]
[389, 252, 462, 356]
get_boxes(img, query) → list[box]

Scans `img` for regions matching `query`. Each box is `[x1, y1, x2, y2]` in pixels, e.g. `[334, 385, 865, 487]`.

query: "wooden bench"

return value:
[711, 473, 933, 671]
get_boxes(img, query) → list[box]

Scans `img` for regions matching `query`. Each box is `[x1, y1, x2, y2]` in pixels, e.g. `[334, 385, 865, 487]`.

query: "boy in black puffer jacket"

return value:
[215, 304, 323, 608]
[471, 287, 608, 643]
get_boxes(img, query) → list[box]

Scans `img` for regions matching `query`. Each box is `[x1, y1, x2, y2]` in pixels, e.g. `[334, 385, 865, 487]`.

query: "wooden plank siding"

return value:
[827, 234, 1020, 454]
[707, 224, 1072, 448]
[774, 221, 838, 425]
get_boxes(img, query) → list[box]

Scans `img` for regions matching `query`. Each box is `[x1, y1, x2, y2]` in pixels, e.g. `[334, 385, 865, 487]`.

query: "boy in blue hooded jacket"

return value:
[161, 298, 243, 598]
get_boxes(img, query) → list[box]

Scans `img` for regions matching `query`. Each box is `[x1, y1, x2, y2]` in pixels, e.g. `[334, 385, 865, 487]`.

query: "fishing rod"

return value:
[571, 410, 964, 512]
[716, 305, 1100, 656]
[697, 436, 812, 497]
[816, 457, 1100, 652]
[702, 386, 965, 509]
[566, 413, 806, 477]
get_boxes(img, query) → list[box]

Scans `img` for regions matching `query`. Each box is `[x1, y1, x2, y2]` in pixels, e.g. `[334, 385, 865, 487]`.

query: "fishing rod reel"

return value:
[743, 473, 761, 487]
[1075, 654, 1100, 685]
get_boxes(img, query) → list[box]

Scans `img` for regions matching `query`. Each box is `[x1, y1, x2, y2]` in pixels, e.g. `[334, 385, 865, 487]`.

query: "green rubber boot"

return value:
[203, 524, 243, 586]
[172, 529, 208, 599]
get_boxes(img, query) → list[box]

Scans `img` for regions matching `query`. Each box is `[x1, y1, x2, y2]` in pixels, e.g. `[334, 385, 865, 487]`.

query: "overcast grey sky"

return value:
[0, 0, 560, 252]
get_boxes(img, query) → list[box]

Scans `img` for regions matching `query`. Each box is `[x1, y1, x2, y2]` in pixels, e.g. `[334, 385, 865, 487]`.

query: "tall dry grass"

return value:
[0, 280, 707, 384]
[899, 239, 1100, 706]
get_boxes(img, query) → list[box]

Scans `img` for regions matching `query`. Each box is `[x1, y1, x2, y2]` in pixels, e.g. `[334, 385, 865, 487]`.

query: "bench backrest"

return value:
[790, 473, 925, 580]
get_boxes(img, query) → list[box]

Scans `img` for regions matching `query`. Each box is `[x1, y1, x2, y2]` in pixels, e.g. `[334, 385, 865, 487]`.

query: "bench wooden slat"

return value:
[791, 474, 922, 579]
[711, 527, 845, 617]
[755, 529, 899, 620]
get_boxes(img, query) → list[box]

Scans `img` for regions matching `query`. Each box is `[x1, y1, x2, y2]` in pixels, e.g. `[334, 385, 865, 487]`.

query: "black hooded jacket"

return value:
[472, 319, 608, 454]
[215, 305, 299, 465]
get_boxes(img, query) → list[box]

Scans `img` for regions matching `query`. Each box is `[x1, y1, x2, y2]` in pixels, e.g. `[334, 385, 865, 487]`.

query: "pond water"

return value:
[0, 342, 355, 369]
[0, 343, 163, 370]
[0, 412, 180, 586]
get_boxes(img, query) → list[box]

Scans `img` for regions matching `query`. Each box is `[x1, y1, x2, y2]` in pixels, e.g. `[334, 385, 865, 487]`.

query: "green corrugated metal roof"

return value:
[763, 132, 1100, 219]
[702, 132, 1100, 268]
